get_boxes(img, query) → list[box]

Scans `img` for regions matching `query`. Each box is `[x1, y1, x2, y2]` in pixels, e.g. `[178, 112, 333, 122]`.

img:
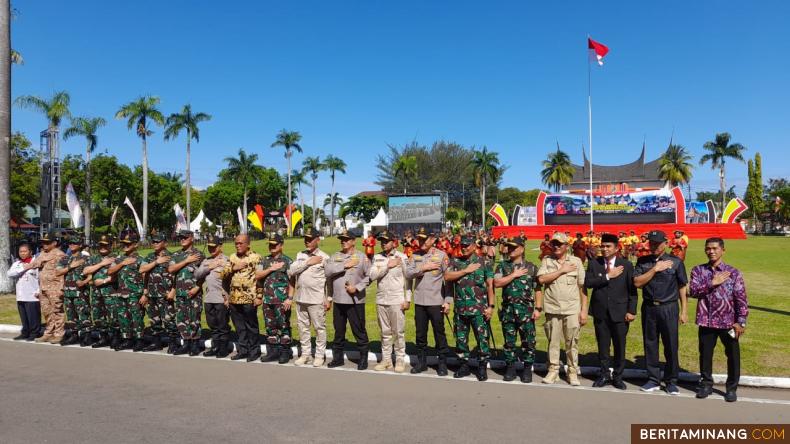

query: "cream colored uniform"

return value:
[369, 250, 412, 361]
[288, 248, 330, 360]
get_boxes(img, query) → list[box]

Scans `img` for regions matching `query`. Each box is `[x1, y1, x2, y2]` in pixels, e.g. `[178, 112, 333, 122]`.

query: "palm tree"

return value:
[658, 144, 693, 188]
[323, 155, 346, 234]
[540, 148, 575, 193]
[0, 0, 12, 292]
[224, 148, 262, 233]
[10, 49, 21, 64]
[700, 132, 747, 218]
[115, 96, 165, 240]
[271, 130, 302, 235]
[15, 90, 71, 132]
[393, 154, 417, 193]
[290, 169, 309, 227]
[302, 156, 325, 228]
[471, 147, 500, 227]
[164, 104, 211, 223]
[63, 116, 106, 244]
[324, 193, 343, 213]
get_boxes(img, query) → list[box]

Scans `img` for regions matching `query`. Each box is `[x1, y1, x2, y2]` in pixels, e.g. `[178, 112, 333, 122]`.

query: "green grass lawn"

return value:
[2, 235, 788, 377]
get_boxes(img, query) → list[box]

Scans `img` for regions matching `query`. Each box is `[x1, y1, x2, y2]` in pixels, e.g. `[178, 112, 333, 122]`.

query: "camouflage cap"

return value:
[151, 231, 167, 242]
[177, 229, 194, 238]
[119, 230, 140, 244]
[303, 227, 320, 240]
[505, 236, 525, 248]
[551, 232, 569, 244]
[459, 235, 476, 247]
[206, 235, 223, 247]
[337, 229, 356, 241]
[66, 234, 85, 246]
[268, 233, 284, 245]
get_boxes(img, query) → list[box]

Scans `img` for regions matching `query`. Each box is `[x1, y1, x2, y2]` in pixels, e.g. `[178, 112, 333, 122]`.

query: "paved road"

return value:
[0, 338, 787, 444]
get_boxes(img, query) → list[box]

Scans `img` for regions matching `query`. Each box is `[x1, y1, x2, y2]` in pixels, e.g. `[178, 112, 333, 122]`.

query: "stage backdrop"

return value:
[539, 187, 685, 225]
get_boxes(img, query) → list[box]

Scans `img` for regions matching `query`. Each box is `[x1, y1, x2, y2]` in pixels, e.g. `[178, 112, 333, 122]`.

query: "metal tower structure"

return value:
[39, 127, 61, 235]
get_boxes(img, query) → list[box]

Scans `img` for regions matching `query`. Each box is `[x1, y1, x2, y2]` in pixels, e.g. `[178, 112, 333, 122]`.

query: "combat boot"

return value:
[173, 339, 191, 355]
[542, 369, 560, 384]
[436, 355, 448, 377]
[454, 360, 472, 379]
[60, 331, 78, 346]
[327, 354, 345, 368]
[520, 366, 533, 383]
[357, 353, 369, 371]
[110, 332, 121, 350]
[65, 332, 80, 346]
[166, 336, 180, 354]
[278, 345, 292, 364]
[503, 362, 517, 382]
[410, 350, 427, 374]
[132, 338, 145, 352]
[203, 341, 218, 357]
[294, 353, 312, 366]
[260, 344, 280, 362]
[92, 332, 109, 348]
[79, 332, 93, 347]
[189, 340, 202, 356]
[394, 358, 406, 373]
[374, 359, 393, 372]
[476, 360, 488, 382]
[216, 340, 232, 359]
[117, 338, 134, 351]
[143, 335, 163, 352]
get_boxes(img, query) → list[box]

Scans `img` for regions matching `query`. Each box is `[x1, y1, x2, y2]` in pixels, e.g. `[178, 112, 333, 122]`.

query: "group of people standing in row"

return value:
[7, 225, 747, 401]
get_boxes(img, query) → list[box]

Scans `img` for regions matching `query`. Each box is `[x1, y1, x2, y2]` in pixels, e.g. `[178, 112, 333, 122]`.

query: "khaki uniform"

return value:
[538, 254, 585, 374]
[370, 250, 412, 361]
[288, 248, 330, 359]
[30, 249, 66, 339]
[405, 247, 451, 306]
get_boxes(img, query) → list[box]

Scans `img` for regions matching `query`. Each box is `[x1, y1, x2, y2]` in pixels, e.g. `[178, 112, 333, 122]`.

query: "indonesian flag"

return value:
[588, 37, 609, 66]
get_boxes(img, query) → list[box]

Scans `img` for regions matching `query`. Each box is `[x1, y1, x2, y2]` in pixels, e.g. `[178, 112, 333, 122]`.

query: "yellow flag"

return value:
[247, 211, 263, 232]
[290, 210, 303, 235]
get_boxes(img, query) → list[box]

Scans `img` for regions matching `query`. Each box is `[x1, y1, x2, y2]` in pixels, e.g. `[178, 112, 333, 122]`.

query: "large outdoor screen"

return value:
[388, 194, 443, 224]
[543, 189, 677, 224]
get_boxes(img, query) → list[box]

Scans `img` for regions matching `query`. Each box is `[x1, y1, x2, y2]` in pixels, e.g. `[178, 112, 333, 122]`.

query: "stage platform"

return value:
[491, 223, 746, 240]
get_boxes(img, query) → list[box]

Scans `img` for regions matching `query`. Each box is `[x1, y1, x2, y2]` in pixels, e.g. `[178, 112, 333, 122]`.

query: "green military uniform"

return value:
[114, 252, 146, 340]
[259, 253, 293, 347]
[449, 253, 493, 361]
[143, 249, 176, 338]
[89, 252, 117, 340]
[496, 259, 539, 366]
[58, 250, 92, 341]
[170, 246, 205, 340]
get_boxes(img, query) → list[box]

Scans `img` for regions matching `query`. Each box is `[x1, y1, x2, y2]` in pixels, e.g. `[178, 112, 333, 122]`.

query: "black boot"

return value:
[110, 332, 121, 350]
[436, 355, 448, 376]
[203, 340, 218, 357]
[454, 360, 471, 378]
[132, 338, 145, 352]
[278, 345, 292, 364]
[79, 332, 93, 347]
[117, 338, 134, 351]
[189, 339, 201, 356]
[173, 339, 190, 355]
[92, 332, 109, 348]
[503, 362, 517, 382]
[143, 335, 163, 352]
[520, 365, 533, 383]
[476, 359, 488, 382]
[260, 343, 280, 362]
[216, 340, 232, 359]
[410, 350, 427, 374]
[327, 350, 345, 368]
[357, 350, 369, 371]
[166, 336, 180, 354]
[59, 331, 74, 346]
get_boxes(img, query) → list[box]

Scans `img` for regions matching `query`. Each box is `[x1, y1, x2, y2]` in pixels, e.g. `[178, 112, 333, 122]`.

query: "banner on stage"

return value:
[387, 194, 442, 224]
[543, 189, 677, 225]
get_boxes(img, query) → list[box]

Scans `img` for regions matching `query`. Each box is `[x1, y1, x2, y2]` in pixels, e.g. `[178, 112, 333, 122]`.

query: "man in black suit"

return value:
[584, 233, 638, 390]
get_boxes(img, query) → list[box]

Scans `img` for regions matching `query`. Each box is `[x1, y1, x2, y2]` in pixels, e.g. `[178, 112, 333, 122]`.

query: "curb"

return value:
[1, 323, 786, 389]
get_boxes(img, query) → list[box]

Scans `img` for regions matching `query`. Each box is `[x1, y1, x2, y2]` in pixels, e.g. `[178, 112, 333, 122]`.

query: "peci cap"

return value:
[601, 233, 619, 244]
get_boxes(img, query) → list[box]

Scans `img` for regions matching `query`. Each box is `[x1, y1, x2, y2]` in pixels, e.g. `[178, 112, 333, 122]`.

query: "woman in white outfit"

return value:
[6, 243, 41, 340]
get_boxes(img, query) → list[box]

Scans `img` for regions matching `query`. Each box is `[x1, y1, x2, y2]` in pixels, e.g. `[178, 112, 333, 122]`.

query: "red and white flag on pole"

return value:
[588, 37, 609, 66]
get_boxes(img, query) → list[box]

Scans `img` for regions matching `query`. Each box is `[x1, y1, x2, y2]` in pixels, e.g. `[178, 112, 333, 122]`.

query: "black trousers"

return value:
[205, 303, 231, 343]
[593, 315, 629, 380]
[414, 304, 450, 357]
[332, 303, 369, 355]
[698, 326, 740, 392]
[230, 303, 260, 357]
[17, 301, 42, 339]
[641, 302, 679, 384]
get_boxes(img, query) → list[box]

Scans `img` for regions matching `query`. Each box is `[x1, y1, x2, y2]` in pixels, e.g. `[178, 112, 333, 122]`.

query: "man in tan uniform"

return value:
[369, 231, 412, 373]
[537, 232, 588, 386]
[288, 228, 331, 367]
[25, 230, 67, 343]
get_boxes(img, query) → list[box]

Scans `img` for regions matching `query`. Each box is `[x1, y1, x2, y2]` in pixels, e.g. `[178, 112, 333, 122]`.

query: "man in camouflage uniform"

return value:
[107, 230, 147, 351]
[56, 235, 92, 346]
[444, 235, 496, 382]
[83, 235, 116, 348]
[494, 236, 542, 383]
[168, 229, 206, 356]
[255, 233, 295, 364]
[25, 230, 66, 344]
[139, 232, 176, 352]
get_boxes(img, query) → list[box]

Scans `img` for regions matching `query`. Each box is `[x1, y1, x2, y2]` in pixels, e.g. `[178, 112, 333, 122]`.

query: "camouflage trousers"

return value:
[118, 296, 145, 339]
[104, 296, 121, 335]
[263, 303, 291, 346]
[176, 295, 202, 339]
[64, 289, 92, 334]
[499, 303, 536, 365]
[91, 291, 110, 333]
[146, 296, 177, 336]
[454, 311, 490, 360]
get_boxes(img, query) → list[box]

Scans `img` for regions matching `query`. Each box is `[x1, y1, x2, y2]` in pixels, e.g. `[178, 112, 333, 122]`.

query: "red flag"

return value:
[588, 37, 609, 66]
[255, 204, 265, 228]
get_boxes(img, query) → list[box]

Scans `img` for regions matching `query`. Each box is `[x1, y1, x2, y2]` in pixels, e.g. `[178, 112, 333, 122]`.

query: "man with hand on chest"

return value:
[584, 233, 638, 390]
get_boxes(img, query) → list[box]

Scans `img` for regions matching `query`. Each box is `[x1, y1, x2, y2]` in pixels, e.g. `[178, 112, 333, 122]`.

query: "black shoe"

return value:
[189, 340, 201, 356]
[143, 336, 163, 352]
[92, 333, 109, 348]
[216, 341, 232, 359]
[166, 337, 180, 354]
[520, 367, 533, 383]
[410, 350, 427, 374]
[132, 339, 145, 352]
[278, 346, 292, 364]
[436, 356, 448, 377]
[695, 385, 713, 399]
[246, 353, 261, 362]
[724, 390, 737, 402]
[110, 333, 121, 350]
[60, 332, 78, 346]
[173, 340, 191, 355]
[503, 363, 517, 382]
[593, 374, 612, 388]
[357, 356, 368, 371]
[260, 344, 280, 362]
[612, 379, 626, 390]
[230, 352, 248, 361]
[454, 361, 471, 379]
[203, 344, 218, 357]
[116, 339, 134, 351]
[327, 356, 345, 368]
[79, 332, 93, 347]
[475, 360, 488, 382]
[12, 334, 26, 341]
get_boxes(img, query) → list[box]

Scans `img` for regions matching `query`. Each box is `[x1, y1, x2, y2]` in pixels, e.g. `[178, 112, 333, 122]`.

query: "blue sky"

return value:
[11, 1, 790, 201]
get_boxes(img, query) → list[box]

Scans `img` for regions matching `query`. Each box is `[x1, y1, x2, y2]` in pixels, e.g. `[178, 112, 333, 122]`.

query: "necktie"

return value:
[605, 259, 611, 273]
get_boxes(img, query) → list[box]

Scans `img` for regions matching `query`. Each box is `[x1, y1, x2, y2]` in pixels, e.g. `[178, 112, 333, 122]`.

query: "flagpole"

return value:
[587, 37, 595, 233]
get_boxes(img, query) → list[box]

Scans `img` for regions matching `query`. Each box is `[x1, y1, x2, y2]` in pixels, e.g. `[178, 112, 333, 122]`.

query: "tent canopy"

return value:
[369, 207, 388, 226]
[190, 209, 213, 232]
